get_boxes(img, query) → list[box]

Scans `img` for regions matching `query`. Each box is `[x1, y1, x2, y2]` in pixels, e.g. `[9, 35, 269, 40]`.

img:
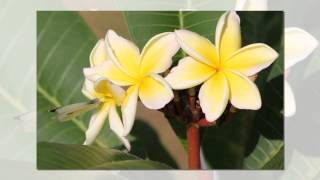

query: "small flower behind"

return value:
[82, 40, 130, 150]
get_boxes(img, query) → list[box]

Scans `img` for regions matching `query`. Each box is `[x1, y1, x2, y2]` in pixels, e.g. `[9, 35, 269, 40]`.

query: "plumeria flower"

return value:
[284, 28, 318, 116]
[235, 0, 319, 116]
[165, 11, 279, 122]
[82, 40, 130, 150]
[85, 30, 180, 135]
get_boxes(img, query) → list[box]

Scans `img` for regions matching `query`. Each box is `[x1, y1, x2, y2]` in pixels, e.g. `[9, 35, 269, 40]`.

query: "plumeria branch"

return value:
[162, 72, 259, 169]
[53, 10, 281, 170]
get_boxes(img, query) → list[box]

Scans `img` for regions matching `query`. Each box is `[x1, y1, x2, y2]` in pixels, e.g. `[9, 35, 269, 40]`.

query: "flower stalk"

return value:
[187, 123, 200, 169]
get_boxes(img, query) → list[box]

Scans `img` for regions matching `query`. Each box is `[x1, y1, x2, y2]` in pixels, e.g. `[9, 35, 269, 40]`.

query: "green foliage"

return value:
[125, 11, 223, 65]
[167, 117, 188, 151]
[37, 142, 172, 169]
[243, 135, 284, 169]
[129, 120, 178, 168]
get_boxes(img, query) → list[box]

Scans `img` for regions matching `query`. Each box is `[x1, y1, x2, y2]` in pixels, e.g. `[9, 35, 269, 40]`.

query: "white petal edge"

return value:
[175, 29, 216, 66]
[284, 80, 296, 117]
[199, 72, 229, 122]
[140, 32, 180, 75]
[139, 74, 174, 109]
[92, 76, 126, 105]
[109, 103, 125, 136]
[122, 85, 139, 136]
[225, 70, 261, 110]
[109, 103, 131, 151]
[224, 43, 279, 76]
[84, 61, 136, 86]
[108, 83, 126, 105]
[105, 29, 140, 77]
[117, 136, 131, 151]
[215, 11, 240, 59]
[82, 79, 96, 99]
[83, 103, 110, 145]
[83, 66, 106, 82]
[90, 39, 109, 67]
[165, 56, 215, 90]
[285, 27, 318, 69]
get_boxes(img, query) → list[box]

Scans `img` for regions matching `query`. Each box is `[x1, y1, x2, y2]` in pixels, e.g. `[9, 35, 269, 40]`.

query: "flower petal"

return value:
[83, 61, 137, 86]
[105, 30, 141, 77]
[224, 70, 261, 109]
[93, 78, 125, 104]
[109, 103, 131, 150]
[117, 136, 131, 151]
[90, 39, 109, 67]
[108, 83, 125, 105]
[285, 27, 318, 69]
[199, 72, 229, 122]
[175, 29, 218, 66]
[93, 78, 112, 97]
[139, 74, 174, 109]
[122, 85, 139, 136]
[140, 32, 180, 75]
[216, 11, 241, 62]
[235, 0, 268, 10]
[284, 80, 296, 117]
[82, 79, 96, 99]
[223, 43, 279, 76]
[109, 103, 125, 136]
[83, 102, 110, 145]
[165, 57, 215, 90]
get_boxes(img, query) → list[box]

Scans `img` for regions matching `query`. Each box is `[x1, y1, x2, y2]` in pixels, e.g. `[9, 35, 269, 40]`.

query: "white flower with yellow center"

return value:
[235, 0, 319, 116]
[82, 40, 130, 150]
[284, 28, 318, 116]
[165, 11, 279, 121]
[85, 30, 180, 135]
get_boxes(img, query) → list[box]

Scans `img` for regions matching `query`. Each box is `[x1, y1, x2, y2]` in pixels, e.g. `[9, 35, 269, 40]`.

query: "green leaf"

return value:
[129, 120, 178, 168]
[37, 12, 121, 148]
[37, 142, 172, 169]
[239, 11, 284, 81]
[167, 117, 188, 151]
[125, 11, 223, 64]
[201, 111, 256, 169]
[243, 135, 284, 169]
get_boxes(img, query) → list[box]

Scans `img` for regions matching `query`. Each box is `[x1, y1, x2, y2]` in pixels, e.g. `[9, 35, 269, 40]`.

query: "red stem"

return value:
[187, 123, 200, 169]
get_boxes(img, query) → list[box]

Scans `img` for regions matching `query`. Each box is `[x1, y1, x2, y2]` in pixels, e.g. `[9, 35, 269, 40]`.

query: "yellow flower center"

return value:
[213, 66, 220, 72]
